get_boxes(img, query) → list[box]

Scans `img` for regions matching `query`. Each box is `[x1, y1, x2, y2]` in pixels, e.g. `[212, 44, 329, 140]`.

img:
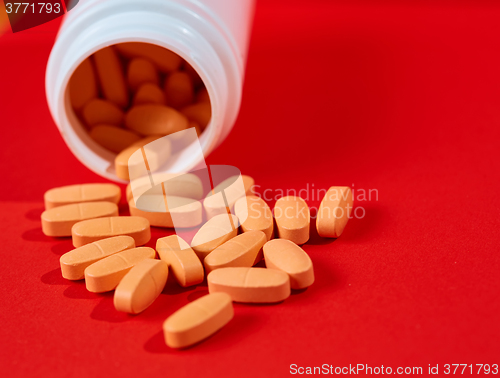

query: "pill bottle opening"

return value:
[64, 42, 212, 182]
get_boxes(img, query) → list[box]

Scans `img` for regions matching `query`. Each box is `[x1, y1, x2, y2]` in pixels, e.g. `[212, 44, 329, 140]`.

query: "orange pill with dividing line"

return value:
[127, 58, 159, 92]
[114, 259, 169, 314]
[316, 186, 353, 238]
[163, 292, 233, 349]
[44, 183, 121, 210]
[69, 57, 98, 112]
[204, 230, 267, 274]
[203, 175, 254, 220]
[181, 102, 211, 129]
[234, 195, 274, 241]
[71, 216, 151, 248]
[116, 42, 182, 73]
[84, 246, 156, 293]
[191, 214, 239, 262]
[114, 135, 167, 181]
[82, 98, 125, 128]
[93, 46, 129, 108]
[156, 235, 204, 287]
[274, 196, 310, 245]
[60, 235, 135, 280]
[263, 239, 314, 290]
[133, 83, 166, 106]
[207, 267, 291, 303]
[41, 201, 119, 237]
[125, 104, 188, 136]
[89, 125, 142, 153]
[164, 71, 194, 109]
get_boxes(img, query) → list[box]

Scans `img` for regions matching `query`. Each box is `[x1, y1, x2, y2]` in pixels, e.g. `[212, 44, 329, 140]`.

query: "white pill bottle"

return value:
[46, 0, 255, 182]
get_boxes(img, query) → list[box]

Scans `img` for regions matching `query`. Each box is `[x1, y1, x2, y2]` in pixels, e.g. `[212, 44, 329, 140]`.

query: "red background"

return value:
[1, 0, 500, 376]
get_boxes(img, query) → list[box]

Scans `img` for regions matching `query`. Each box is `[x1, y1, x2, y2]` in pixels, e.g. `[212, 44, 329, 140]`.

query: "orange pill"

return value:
[69, 57, 97, 112]
[60, 236, 135, 280]
[127, 58, 159, 92]
[89, 125, 142, 153]
[71, 216, 151, 247]
[163, 292, 233, 348]
[316, 186, 353, 238]
[126, 172, 204, 203]
[114, 135, 167, 181]
[41, 201, 119, 237]
[44, 183, 121, 210]
[196, 87, 210, 103]
[204, 175, 255, 220]
[114, 259, 168, 313]
[263, 239, 314, 290]
[164, 71, 194, 109]
[82, 99, 124, 127]
[207, 267, 291, 303]
[125, 104, 188, 136]
[156, 235, 204, 287]
[182, 61, 204, 88]
[129, 195, 202, 228]
[191, 214, 239, 261]
[84, 247, 156, 293]
[181, 102, 211, 129]
[116, 42, 182, 73]
[204, 231, 266, 274]
[133, 83, 166, 106]
[93, 46, 129, 108]
[274, 196, 310, 245]
[234, 195, 273, 241]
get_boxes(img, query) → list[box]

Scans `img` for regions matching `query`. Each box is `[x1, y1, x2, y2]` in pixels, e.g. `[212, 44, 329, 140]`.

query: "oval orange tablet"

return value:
[129, 195, 202, 228]
[181, 102, 211, 129]
[69, 57, 97, 112]
[163, 292, 233, 348]
[126, 172, 204, 203]
[133, 83, 166, 106]
[44, 183, 121, 210]
[116, 42, 182, 73]
[316, 186, 353, 238]
[204, 175, 255, 220]
[60, 235, 135, 280]
[127, 58, 159, 92]
[191, 214, 239, 261]
[204, 231, 266, 274]
[114, 259, 168, 314]
[125, 104, 188, 136]
[93, 46, 129, 108]
[207, 267, 291, 303]
[41, 201, 119, 237]
[234, 195, 273, 241]
[263, 239, 314, 290]
[164, 71, 194, 109]
[82, 98, 124, 128]
[114, 135, 166, 180]
[156, 235, 204, 287]
[84, 247, 156, 293]
[274, 196, 310, 245]
[71, 216, 151, 248]
[89, 125, 142, 153]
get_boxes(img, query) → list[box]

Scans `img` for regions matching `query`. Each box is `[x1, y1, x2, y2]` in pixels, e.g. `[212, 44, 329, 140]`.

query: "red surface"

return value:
[1, 1, 500, 377]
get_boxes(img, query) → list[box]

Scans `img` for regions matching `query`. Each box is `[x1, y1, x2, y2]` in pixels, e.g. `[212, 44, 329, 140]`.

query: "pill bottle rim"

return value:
[46, 0, 243, 183]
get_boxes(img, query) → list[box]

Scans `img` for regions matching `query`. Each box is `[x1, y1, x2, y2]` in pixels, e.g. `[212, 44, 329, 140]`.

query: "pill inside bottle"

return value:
[65, 43, 212, 181]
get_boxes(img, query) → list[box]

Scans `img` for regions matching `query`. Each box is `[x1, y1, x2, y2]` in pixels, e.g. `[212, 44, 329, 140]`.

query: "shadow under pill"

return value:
[306, 218, 336, 246]
[63, 281, 96, 300]
[51, 240, 74, 255]
[21, 227, 62, 242]
[25, 207, 44, 221]
[90, 295, 131, 323]
[339, 205, 384, 243]
[186, 289, 209, 302]
[40, 268, 68, 286]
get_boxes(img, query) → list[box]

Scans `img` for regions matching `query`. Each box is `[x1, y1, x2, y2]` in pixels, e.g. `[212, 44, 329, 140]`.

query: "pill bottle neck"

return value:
[46, 0, 242, 182]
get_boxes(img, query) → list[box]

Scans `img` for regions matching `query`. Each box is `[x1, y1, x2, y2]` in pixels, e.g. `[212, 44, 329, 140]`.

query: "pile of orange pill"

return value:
[41, 180, 353, 348]
[68, 42, 211, 180]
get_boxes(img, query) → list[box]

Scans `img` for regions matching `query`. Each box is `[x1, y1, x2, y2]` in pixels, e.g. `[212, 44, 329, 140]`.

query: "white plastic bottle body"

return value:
[46, 0, 255, 182]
